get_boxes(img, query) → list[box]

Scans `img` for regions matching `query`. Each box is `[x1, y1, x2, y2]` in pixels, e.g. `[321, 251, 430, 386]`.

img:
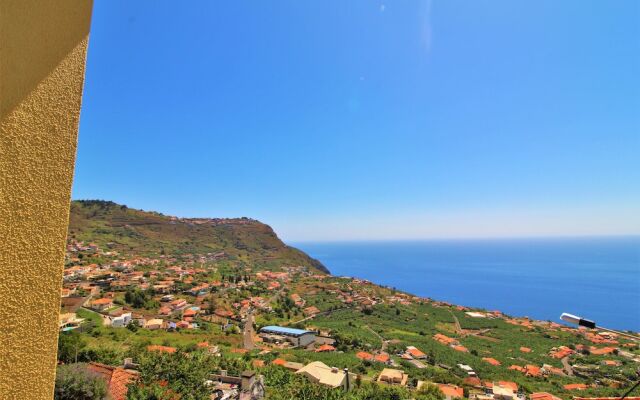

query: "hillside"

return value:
[60, 201, 639, 400]
[67, 200, 328, 274]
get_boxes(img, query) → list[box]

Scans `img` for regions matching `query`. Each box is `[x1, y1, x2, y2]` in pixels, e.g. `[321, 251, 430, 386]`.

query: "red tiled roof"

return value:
[520, 346, 532, 353]
[87, 363, 138, 400]
[563, 384, 588, 390]
[525, 365, 542, 377]
[530, 392, 562, 400]
[356, 351, 374, 361]
[374, 353, 390, 363]
[550, 347, 574, 359]
[272, 358, 287, 366]
[315, 344, 336, 352]
[438, 384, 464, 398]
[433, 333, 457, 345]
[589, 346, 616, 355]
[407, 347, 426, 358]
[92, 298, 113, 305]
[498, 381, 519, 392]
[483, 357, 501, 366]
[183, 308, 196, 317]
[464, 377, 482, 387]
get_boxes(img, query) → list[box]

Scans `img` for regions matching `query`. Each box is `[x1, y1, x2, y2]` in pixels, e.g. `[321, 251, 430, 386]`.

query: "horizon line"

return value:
[287, 233, 640, 244]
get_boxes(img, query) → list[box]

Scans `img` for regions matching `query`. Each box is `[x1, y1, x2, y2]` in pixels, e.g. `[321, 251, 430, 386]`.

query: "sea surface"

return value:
[293, 237, 640, 331]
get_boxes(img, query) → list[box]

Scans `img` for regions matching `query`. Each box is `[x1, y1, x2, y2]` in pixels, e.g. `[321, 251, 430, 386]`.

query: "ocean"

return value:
[293, 236, 640, 331]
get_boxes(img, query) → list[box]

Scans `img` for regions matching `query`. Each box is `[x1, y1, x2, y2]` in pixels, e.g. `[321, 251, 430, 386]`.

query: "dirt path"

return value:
[363, 324, 388, 351]
[449, 311, 463, 335]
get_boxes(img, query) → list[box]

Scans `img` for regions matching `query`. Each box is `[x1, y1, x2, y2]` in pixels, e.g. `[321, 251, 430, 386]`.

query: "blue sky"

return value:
[74, 1, 639, 241]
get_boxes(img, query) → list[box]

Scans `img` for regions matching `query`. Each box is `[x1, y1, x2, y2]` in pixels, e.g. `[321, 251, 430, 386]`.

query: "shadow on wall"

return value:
[0, 0, 93, 119]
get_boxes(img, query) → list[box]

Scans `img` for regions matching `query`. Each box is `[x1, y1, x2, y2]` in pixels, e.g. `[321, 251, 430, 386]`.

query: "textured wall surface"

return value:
[0, 1, 93, 398]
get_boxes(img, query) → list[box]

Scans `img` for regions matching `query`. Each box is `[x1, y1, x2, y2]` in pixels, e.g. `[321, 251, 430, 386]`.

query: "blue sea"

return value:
[293, 237, 640, 331]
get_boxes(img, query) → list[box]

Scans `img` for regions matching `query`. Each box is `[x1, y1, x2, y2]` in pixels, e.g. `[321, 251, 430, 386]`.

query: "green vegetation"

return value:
[68, 200, 327, 273]
[57, 201, 639, 400]
[54, 364, 108, 400]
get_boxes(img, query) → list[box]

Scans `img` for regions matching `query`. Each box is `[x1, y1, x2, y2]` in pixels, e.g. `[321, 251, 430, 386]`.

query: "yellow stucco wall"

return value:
[0, 1, 93, 398]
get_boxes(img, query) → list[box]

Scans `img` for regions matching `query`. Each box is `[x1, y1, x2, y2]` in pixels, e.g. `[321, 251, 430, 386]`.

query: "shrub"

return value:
[54, 364, 107, 400]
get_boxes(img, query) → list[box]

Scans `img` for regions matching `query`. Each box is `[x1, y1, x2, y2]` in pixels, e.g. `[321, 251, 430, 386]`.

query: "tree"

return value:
[208, 295, 217, 314]
[127, 320, 140, 332]
[133, 350, 213, 400]
[58, 331, 86, 363]
[417, 382, 445, 400]
[54, 364, 108, 400]
[127, 383, 175, 400]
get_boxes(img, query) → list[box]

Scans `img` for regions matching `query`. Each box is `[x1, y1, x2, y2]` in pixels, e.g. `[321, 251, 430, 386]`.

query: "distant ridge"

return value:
[68, 200, 329, 274]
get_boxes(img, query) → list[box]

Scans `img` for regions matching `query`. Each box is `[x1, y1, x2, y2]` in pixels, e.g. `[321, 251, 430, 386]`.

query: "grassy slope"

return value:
[68, 200, 328, 274]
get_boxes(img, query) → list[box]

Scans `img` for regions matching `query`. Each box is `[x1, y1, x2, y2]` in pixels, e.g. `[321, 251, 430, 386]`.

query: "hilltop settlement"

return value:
[57, 201, 640, 400]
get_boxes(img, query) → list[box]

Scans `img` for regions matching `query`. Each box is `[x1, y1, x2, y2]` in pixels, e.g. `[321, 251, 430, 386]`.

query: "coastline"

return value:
[293, 236, 640, 332]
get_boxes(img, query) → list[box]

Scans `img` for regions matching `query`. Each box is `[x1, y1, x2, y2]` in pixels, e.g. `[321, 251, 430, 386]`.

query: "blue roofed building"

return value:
[259, 325, 317, 348]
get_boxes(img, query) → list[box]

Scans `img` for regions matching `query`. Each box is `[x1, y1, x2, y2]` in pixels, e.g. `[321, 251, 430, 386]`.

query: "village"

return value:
[57, 238, 640, 400]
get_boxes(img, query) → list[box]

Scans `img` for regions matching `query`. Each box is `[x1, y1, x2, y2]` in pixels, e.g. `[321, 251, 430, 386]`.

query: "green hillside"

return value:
[67, 200, 328, 274]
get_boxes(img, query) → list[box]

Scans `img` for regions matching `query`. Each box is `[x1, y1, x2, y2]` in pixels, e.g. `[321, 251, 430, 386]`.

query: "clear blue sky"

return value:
[74, 1, 639, 241]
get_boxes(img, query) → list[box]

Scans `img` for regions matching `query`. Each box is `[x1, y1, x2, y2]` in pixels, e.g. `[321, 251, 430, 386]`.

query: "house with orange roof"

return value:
[564, 383, 588, 390]
[90, 297, 114, 311]
[438, 384, 464, 400]
[406, 346, 427, 359]
[520, 346, 532, 353]
[356, 351, 374, 361]
[169, 298, 187, 310]
[542, 365, 565, 376]
[315, 344, 336, 352]
[86, 363, 139, 400]
[374, 353, 390, 364]
[493, 381, 518, 392]
[272, 358, 287, 366]
[214, 309, 234, 318]
[525, 365, 542, 377]
[453, 345, 469, 353]
[482, 357, 500, 366]
[303, 306, 320, 316]
[433, 333, 457, 346]
[182, 308, 197, 318]
[463, 377, 482, 388]
[509, 365, 526, 372]
[589, 346, 616, 355]
[550, 346, 574, 359]
[529, 392, 562, 400]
